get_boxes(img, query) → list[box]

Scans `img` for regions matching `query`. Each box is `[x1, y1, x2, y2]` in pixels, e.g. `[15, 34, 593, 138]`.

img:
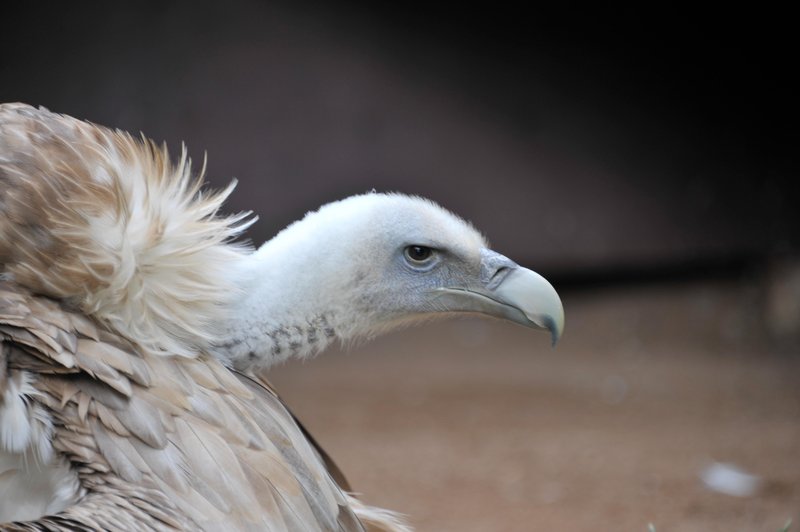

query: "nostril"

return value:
[491, 266, 510, 282]
[479, 248, 519, 288]
[486, 265, 513, 290]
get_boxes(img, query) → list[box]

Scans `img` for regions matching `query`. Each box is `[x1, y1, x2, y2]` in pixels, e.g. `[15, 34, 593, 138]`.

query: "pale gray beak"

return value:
[432, 249, 565, 345]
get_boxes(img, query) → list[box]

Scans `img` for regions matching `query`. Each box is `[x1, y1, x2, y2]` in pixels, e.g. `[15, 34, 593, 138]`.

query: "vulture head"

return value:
[222, 192, 564, 369]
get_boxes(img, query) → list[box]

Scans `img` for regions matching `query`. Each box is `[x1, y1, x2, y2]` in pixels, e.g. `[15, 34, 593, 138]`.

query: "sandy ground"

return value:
[268, 279, 799, 531]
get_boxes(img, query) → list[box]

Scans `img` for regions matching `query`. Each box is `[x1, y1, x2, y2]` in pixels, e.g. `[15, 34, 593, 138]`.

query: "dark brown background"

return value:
[2, 3, 797, 530]
[3, 2, 797, 274]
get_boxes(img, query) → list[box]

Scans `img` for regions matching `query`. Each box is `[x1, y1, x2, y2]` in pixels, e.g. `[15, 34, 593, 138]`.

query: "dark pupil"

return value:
[408, 246, 431, 261]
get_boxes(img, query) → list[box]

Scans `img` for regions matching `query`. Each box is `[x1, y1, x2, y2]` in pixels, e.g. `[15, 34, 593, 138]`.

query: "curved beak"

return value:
[431, 249, 565, 345]
[490, 266, 565, 345]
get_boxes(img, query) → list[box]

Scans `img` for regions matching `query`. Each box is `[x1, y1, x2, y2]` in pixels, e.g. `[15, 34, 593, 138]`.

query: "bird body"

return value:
[0, 103, 563, 530]
[0, 280, 370, 530]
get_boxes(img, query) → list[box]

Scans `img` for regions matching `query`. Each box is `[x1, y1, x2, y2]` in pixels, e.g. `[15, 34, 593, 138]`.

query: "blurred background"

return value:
[2, 2, 798, 530]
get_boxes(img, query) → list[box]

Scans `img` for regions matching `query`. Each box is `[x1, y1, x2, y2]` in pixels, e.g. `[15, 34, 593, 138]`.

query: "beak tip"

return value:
[539, 314, 563, 347]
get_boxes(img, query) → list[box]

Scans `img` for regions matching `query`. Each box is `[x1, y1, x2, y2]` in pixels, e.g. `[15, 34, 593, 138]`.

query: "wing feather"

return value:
[0, 282, 367, 530]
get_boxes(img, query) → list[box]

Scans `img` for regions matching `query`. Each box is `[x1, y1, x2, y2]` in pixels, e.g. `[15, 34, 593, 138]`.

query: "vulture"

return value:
[0, 103, 564, 531]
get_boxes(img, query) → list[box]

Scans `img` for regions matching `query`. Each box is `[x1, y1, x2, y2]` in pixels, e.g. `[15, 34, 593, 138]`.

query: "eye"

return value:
[404, 245, 434, 263]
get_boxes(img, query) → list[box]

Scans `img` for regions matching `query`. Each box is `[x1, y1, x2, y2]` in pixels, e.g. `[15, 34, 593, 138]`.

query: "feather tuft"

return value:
[0, 103, 255, 358]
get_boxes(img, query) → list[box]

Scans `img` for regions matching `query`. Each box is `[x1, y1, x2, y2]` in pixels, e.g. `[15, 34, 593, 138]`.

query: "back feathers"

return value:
[0, 103, 254, 358]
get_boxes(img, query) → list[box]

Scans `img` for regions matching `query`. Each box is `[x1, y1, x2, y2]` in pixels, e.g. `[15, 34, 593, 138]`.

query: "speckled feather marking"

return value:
[0, 103, 254, 358]
[221, 314, 338, 364]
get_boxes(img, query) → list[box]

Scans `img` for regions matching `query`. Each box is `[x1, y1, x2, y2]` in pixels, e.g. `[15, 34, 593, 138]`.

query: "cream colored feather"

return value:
[0, 103, 254, 359]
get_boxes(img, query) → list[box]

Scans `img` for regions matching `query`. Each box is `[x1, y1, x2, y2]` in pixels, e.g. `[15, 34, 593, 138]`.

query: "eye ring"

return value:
[404, 245, 434, 263]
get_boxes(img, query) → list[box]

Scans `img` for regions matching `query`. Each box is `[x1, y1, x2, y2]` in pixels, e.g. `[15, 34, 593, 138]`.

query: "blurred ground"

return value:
[269, 278, 799, 531]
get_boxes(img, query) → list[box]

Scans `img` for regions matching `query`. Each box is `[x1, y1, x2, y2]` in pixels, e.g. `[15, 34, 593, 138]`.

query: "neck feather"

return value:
[213, 236, 373, 370]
